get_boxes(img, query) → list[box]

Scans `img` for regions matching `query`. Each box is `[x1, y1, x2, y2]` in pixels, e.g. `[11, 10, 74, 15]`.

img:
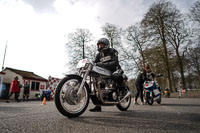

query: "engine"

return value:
[97, 77, 118, 101]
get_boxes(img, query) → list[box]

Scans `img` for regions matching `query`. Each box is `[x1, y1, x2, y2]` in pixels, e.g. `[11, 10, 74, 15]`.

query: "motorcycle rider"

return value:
[89, 38, 126, 112]
[134, 65, 152, 105]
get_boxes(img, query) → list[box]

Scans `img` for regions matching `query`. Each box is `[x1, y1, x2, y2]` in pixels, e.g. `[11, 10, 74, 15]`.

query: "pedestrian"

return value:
[6, 76, 20, 103]
[134, 65, 151, 105]
[178, 89, 182, 98]
[23, 82, 30, 101]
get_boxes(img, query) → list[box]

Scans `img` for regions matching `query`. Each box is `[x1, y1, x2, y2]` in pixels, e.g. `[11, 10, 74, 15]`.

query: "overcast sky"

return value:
[0, 0, 197, 79]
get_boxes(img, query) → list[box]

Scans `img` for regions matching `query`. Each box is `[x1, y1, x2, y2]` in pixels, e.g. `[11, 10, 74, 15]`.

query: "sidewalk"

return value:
[166, 90, 200, 98]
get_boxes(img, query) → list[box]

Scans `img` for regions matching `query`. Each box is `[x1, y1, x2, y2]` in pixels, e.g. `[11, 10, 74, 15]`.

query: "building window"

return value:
[31, 81, 40, 91]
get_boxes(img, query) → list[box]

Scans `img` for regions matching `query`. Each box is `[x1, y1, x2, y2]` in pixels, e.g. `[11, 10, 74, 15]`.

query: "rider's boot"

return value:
[89, 106, 101, 112]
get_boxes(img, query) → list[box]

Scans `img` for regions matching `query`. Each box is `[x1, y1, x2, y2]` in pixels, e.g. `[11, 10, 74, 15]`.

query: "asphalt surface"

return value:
[0, 98, 200, 133]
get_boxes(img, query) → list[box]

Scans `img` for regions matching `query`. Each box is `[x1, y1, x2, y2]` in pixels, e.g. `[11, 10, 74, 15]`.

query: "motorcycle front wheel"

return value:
[146, 92, 154, 105]
[54, 76, 90, 118]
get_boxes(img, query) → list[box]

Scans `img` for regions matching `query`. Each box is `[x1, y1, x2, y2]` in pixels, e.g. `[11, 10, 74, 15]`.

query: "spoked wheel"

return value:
[54, 76, 89, 118]
[116, 87, 131, 111]
[146, 92, 154, 105]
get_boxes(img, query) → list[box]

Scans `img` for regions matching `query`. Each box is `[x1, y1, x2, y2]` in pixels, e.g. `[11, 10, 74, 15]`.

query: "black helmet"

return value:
[97, 38, 110, 52]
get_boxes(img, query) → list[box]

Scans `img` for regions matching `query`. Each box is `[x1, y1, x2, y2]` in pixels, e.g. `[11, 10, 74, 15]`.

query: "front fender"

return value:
[65, 74, 82, 79]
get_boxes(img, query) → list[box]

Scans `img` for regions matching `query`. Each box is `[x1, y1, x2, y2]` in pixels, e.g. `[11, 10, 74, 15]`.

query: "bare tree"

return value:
[101, 23, 138, 77]
[85, 43, 97, 60]
[187, 46, 200, 82]
[125, 24, 147, 68]
[141, 0, 176, 91]
[188, 1, 200, 87]
[102, 23, 122, 48]
[116, 39, 140, 77]
[165, 9, 190, 90]
[66, 28, 94, 72]
[190, 1, 200, 24]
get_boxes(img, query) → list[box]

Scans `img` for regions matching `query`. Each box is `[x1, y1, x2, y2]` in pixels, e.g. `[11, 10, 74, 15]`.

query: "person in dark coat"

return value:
[89, 38, 125, 112]
[134, 65, 151, 105]
[6, 76, 20, 103]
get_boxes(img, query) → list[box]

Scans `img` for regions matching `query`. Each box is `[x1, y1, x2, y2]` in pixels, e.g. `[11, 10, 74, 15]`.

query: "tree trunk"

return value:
[176, 50, 186, 89]
[161, 20, 173, 92]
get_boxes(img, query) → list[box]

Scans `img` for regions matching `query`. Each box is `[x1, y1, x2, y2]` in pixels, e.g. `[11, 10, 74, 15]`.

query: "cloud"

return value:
[95, 0, 148, 27]
[169, 0, 196, 13]
[22, 0, 147, 28]
[0, 0, 197, 79]
[21, 0, 197, 28]
[0, 0, 67, 78]
[23, 0, 57, 13]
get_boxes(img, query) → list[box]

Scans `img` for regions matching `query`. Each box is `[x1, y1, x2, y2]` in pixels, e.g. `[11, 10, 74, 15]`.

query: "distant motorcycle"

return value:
[143, 80, 161, 105]
[164, 88, 170, 98]
[54, 59, 132, 118]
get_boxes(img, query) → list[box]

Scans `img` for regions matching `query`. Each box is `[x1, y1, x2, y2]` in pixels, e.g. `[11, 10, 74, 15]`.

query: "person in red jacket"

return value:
[6, 76, 20, 103]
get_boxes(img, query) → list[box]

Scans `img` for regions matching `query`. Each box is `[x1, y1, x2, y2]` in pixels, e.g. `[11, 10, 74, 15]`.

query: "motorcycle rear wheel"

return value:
[54, 76, 90, 118]
[116, 87, 131, 111]
[157, 95, 161, 104]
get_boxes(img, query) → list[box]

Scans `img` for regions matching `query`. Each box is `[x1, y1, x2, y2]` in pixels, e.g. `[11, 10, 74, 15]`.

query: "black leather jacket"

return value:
[94, 48, 121, 73]
[135, 69, 156, 85]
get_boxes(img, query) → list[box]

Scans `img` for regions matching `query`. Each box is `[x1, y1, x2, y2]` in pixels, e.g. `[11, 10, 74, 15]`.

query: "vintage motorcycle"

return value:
[54, 59, 132, 118]
[143, 80, 161, 105]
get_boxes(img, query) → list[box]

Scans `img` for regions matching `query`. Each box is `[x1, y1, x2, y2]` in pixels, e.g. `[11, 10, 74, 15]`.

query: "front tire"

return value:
[54, 76, 90, 118]
[146, 92, 154, 105]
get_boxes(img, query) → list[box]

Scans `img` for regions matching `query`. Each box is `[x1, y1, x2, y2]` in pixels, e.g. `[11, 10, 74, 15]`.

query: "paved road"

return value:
[0, 98, 200, 133]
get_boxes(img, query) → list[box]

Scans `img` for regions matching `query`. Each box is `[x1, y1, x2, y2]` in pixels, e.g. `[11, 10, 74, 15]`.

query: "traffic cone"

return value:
[42, 97, 46, 105]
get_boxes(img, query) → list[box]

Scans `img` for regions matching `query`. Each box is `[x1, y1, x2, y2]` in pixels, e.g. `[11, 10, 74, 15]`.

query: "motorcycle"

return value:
[54, 59, 132, 118]
[164, 89, 170, 98]
[143, 80, 161, 105]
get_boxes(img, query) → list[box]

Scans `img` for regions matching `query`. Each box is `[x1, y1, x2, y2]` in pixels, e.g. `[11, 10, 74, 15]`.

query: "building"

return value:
[1, 67, 47, 100]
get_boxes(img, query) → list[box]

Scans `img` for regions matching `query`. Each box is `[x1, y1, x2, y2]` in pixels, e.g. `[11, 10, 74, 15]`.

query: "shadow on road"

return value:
[67, 110, 200, 132]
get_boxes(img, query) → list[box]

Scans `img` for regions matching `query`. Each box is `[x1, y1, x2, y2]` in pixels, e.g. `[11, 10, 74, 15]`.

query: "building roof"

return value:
[3, 67, 47, 82]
